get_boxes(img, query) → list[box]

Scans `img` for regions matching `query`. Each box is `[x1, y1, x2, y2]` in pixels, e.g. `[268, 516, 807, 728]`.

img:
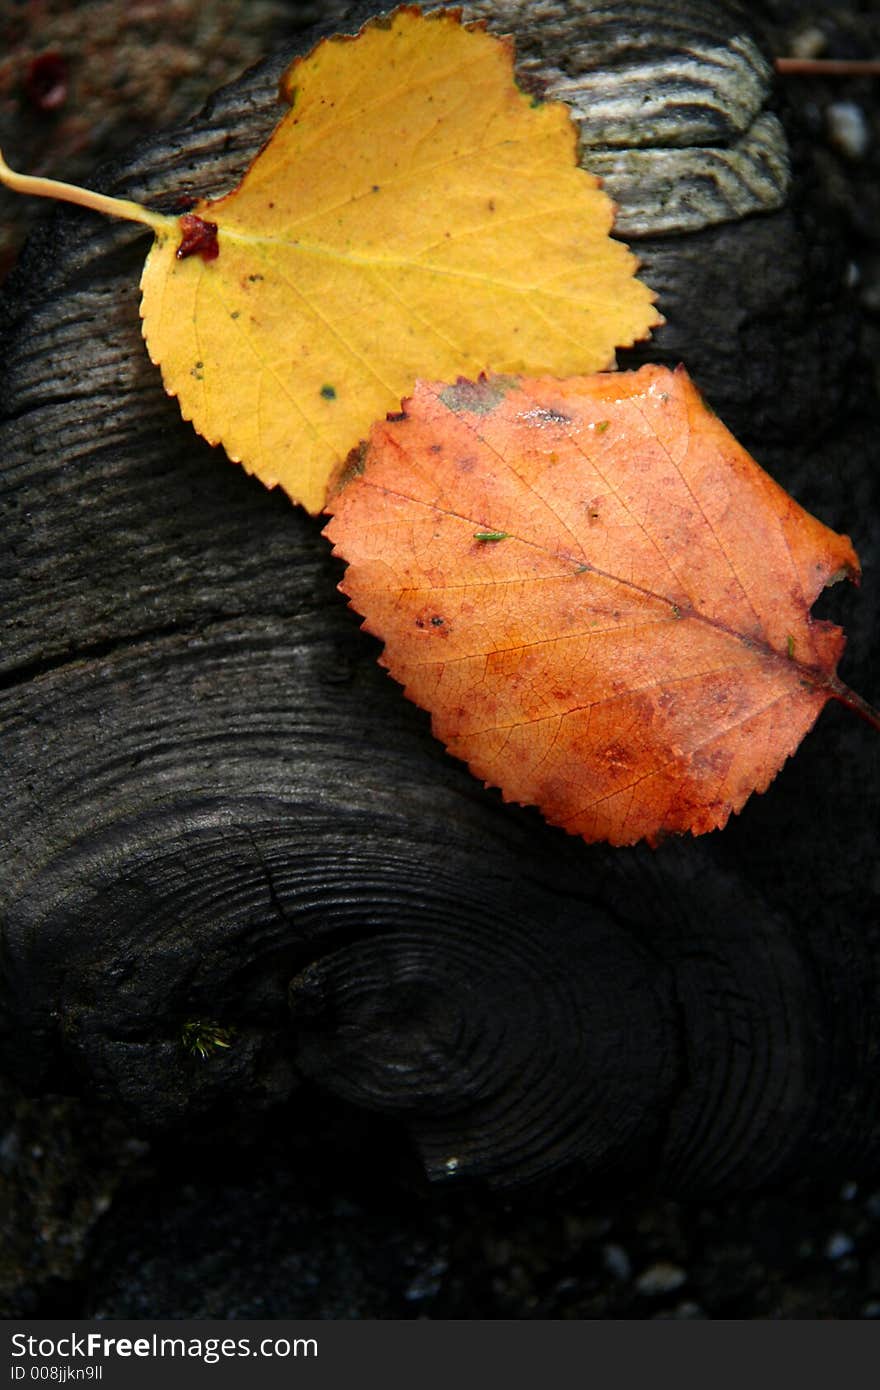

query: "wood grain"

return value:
[1, 0, 878, 1192]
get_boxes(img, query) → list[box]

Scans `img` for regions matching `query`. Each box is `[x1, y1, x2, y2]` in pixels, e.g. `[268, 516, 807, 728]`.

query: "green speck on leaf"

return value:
[474, 530, 509, 542]
[595, 420, 610, 433]
[786, 634, 795, 659]
[181, 1020, 235, 1060]
[320, 384, 337, 400]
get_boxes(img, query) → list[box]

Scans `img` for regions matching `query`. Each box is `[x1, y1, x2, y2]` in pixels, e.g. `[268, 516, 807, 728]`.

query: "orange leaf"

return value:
[325, 365, 865, 846]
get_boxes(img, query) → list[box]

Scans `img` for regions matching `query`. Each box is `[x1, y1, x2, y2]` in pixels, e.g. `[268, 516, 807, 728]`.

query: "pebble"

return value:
[791, 26, 827, 60]
[827, 102, 870, 161]
[825, 1231, 855, 1261]
[0, 1128, 20, 1167]
[602, 1243, 632, 1282]
[860, 259, 880, 314]
[654, 1301, 706, 1320]
[404, 1257, 448, 1302]
[635, 1261, 688, 1296]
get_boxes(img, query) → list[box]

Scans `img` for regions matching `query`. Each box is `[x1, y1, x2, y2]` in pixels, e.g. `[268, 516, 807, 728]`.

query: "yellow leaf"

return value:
[139, 6, 659, 513]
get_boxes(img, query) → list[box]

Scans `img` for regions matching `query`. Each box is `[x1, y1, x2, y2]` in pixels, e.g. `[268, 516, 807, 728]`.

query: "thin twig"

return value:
[775, 57, 880, 77]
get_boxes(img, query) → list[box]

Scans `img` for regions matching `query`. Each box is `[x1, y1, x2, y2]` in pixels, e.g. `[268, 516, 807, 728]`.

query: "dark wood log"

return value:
[1, 0, 878, 1195]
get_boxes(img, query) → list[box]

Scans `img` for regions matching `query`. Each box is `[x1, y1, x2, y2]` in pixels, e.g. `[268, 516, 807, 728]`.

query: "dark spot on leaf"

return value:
[440, 376, 517, 415]
[411, 607, 449, 636]
[386, 410, 408, 422]
[248, 273, 264, 283]
[693, 747, 734, 779]
[601, 741, 633, 772]
[429, 444, 442, 454]
[488, 199, 495, 211]
[320, 384, 337, 400]
[177, 214, 219, 262]
[372, 184, 381, 193]
[230, 310, 240, 320]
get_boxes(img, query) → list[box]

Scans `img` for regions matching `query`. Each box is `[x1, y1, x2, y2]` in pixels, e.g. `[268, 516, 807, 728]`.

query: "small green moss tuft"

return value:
[181, 1020, 235, 1060]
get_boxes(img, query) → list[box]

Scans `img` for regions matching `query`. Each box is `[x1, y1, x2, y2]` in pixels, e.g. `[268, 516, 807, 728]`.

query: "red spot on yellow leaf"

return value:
[176, 213, 219, 262]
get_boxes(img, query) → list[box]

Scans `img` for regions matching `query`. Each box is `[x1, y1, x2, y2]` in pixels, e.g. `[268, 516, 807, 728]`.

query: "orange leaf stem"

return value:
[828, 678, 880, 733]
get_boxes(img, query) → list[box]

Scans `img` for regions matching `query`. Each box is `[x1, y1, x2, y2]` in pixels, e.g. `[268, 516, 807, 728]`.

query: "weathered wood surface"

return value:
[1, 0, 878, 1194]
